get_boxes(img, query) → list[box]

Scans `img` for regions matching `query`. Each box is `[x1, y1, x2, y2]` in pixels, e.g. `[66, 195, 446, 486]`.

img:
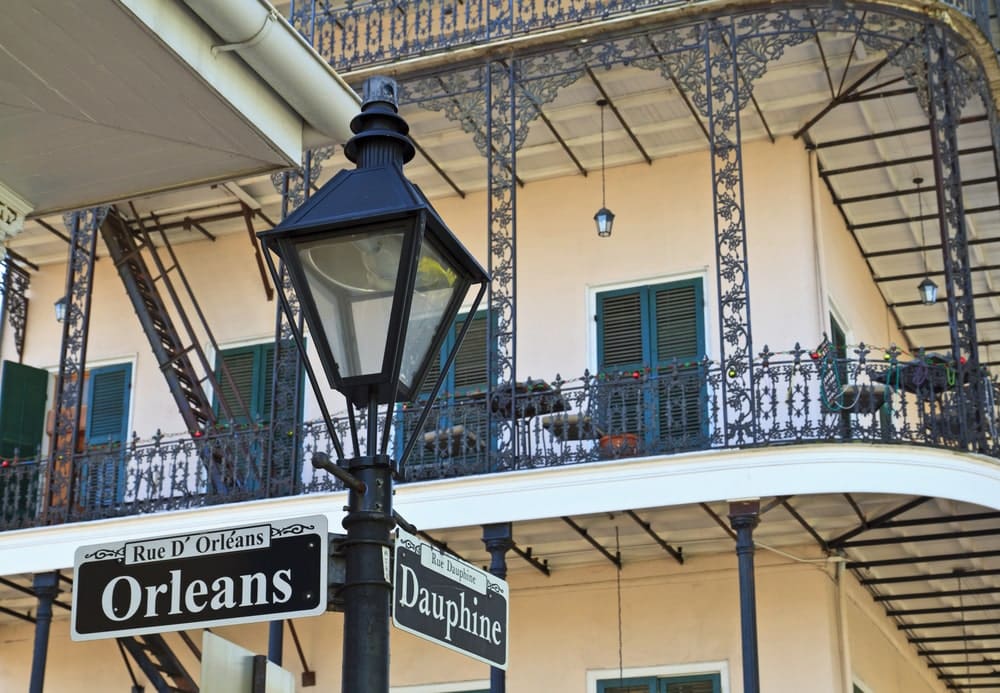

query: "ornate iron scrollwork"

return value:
[2, 260, 29, 362]
[46, 207, 106, 522]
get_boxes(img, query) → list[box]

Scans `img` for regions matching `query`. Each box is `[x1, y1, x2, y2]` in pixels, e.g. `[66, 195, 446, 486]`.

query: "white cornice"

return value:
[1, 444, 997, 574]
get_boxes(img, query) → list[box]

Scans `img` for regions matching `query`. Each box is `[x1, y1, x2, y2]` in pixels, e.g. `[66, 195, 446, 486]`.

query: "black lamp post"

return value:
[258, 76, 489, 692]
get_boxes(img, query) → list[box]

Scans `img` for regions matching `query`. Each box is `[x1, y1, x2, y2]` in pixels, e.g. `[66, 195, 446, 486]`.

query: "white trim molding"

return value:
[390, 680, 490, 692]
[586, 660, 730, 692]
[1, 443, 998, 574]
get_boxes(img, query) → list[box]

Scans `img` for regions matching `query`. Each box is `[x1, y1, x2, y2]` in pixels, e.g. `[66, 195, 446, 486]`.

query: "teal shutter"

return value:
[404, 312, 490, 475]
[216, 347, 257, 424]
[260, 342, 276, 422]
[597, 289, 646, 372]
[596, 280, 705, 449]
[215, 343, 276, 425]
[653, 282, 702, 364]
[82, 363, 131, 507]
[86, 364, 131, 446]
[599, 674, 720, 693]
[661, 674, 720, 693]
[417, 311, 489, 400]
[651, 281, 705, 446]
[452, 313, 489, 394]
[0, 361, 49, 460]
[598, 678, 656, 693]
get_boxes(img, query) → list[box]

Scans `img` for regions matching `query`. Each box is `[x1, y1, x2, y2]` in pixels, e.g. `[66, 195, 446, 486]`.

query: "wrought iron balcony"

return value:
[292, 0, 995, 73]
[0, 344, 996, 531]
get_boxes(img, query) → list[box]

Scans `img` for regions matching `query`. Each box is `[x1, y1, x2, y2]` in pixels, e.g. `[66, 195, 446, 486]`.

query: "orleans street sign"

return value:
[392, 528, 509, 669]
[72, 516, 327, 641]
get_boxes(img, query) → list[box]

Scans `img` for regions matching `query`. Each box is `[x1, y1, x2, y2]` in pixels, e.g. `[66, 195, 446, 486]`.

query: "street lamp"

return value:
[258, 76, 488, 692]
[54, 296, 67, 323]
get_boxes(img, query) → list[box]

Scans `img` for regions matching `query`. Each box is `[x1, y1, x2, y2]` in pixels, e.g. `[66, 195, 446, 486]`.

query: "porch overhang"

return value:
[0, 443, 995, 575]
[0, 0, 359, 220]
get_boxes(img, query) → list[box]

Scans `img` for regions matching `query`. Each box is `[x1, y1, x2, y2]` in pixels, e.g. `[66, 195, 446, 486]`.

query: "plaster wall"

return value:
[4, 135, 886, 442]
[845, 565, 945, 693]
[0, 547, 923, 693]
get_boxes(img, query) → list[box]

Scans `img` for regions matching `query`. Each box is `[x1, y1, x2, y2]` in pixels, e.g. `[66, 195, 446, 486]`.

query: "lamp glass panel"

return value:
[296, 226, 407, 379]
[399, 236, 463, 390]
[595, 207, 614, 237]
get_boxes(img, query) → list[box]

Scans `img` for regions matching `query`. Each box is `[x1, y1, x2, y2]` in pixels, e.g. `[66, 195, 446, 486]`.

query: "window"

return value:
[417, 311, 489, 400]
[595, 279, 706, 450]
[0, 360, 48, 460]
[81, 363, 132, 507]
[215, 342, 276, 425]
[85, 363, 132, 446]
[402, 312, 490, 477]
[598, 673, 721, 693]
[0, 360, 47, 522]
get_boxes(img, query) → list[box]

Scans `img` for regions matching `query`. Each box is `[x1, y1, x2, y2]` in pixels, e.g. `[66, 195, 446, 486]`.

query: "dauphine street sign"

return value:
[71, 516, 327, 641]
[392, 528, 509, 670]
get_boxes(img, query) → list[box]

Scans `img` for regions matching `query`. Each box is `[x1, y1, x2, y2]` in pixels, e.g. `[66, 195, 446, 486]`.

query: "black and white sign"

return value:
[392, 528, 509, 669]
[71, 516, 327, 641]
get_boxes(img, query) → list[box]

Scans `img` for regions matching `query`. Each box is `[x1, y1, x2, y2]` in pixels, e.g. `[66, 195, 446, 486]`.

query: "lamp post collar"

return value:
[344, 76, 415, 169]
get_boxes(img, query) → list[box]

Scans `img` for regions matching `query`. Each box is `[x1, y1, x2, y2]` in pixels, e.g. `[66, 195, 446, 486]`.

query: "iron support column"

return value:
[341, 455, 394, 693]
[29, 571, 59, 693]
[729, 500, 761, 693]
[46, 208, 104, 522]
[268, 620, 283, 665]
[706, 20, 756, 447]
[486, 60, 518, 470]
[483, 522, 513, 693]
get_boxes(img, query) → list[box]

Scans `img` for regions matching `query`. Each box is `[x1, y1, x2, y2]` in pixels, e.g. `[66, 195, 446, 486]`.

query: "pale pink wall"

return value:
[0, 548, 879, 693]
[3, 134, 895, 441]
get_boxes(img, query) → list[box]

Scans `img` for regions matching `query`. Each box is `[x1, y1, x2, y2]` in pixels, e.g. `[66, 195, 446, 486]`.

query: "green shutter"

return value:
[86, 364, 131, 446]
[259, 342, 276, 422]
[663, 680, 716, 693]
[598, 290, 645, 372]
[654, 283, 700, 362]
[599, 674, 719, 693]
[453, 313, 488, 393]
[417, 312, 488, 400]
[216, 344, 278, 425]
[217, 348, 255, 423]
[598, 677, 656, 693]
[596, 280, 705, 447]
[419, 347, 442, 398]
[0, 361, 48, 460]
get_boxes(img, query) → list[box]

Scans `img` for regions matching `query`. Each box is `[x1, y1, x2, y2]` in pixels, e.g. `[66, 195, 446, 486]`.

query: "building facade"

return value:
[1, 0, 999, 691]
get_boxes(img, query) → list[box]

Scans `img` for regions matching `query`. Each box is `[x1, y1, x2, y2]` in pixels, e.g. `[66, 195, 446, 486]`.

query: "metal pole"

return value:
[29, 571, 59, 693]
[341, 454, 394, 693]
[268, 620, 283, 665]
[729, 500, 761, 693]
[482, 523, 513, 693]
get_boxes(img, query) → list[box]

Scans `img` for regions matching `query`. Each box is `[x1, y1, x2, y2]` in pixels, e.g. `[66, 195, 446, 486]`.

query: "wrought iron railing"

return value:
[295, 0, 995, 73]
[0, 346, 996, 531]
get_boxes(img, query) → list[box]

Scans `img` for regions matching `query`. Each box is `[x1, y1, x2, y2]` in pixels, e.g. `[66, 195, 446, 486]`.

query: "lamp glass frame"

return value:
[270, 210, 477, 408]
[918, 276, 938, 305]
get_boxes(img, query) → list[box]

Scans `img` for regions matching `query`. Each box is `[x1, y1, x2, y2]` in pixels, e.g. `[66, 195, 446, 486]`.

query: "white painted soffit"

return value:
[178, 0, 360, 148]
[1, 444, 997, 574]
[0, 0, 359, 220]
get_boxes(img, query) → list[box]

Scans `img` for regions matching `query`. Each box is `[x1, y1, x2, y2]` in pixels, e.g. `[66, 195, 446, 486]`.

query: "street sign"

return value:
[392, 528, 509, 670]
[71, 516, 327, 641]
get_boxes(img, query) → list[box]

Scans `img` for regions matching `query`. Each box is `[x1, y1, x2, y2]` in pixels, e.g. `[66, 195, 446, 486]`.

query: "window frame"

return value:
[594, 277, 708, 449]
[389, 682, 489, 693]
[588, 272, 712, 374]
[596, 673, 722, 693]
[587, 661, 729, 693]
[595, 278, 706, 376]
